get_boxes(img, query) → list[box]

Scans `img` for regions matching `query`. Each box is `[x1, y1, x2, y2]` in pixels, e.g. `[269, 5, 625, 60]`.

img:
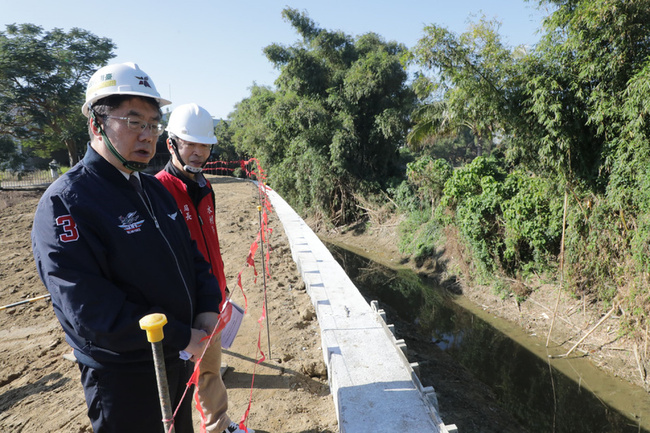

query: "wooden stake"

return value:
[547, 189, 569, 347]
[0, 294, 51, 311]
[643, 322, 648, 359]
[258, 205, 272, 360]
[561, 305, 618, 358]
[634, 342, 646, 383]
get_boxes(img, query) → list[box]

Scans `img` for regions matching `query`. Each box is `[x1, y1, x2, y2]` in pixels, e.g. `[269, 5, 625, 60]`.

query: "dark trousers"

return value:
[79, 360, 194, 433]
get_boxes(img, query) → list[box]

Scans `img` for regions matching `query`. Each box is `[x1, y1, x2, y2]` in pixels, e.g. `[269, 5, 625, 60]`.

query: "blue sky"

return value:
[2, 0, 549, 119]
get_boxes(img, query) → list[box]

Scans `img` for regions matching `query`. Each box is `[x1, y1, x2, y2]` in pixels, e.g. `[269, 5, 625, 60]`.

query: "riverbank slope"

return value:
[313, 211, 646, 399]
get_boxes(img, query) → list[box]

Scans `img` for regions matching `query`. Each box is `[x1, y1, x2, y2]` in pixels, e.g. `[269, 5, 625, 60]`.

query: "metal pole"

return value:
[257, 205, 272, 359]
[140, 313, 176, 433]
[0, 294, 51, 311]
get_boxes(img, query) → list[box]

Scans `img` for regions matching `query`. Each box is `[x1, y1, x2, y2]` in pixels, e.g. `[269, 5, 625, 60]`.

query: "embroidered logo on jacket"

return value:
[207, 205, 215, 225]
[183, 204, 192, 221]
[56, 214, 79, 242]
[118, 211, 145, 234]
[168, 212, 178, 220]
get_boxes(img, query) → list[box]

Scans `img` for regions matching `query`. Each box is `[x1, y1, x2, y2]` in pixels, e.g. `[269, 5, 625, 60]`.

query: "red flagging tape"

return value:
[167, 158, 274, 432]
[239, 304, 267, 433]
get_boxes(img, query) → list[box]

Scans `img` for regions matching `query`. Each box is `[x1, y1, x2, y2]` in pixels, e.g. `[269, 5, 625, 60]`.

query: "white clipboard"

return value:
[221, 299, 244, 349]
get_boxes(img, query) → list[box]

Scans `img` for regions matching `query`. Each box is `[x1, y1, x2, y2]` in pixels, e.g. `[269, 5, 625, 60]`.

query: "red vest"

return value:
[156, 170, 227, 310]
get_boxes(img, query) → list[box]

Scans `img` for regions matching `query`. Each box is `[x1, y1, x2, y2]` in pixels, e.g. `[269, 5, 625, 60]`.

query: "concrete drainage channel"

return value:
[266, 185, 458, 433]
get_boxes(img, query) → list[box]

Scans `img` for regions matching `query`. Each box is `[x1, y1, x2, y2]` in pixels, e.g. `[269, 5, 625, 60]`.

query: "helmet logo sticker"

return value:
[118, 211, 145, 234]
[135, 76, 152, 88]
[87, 79, 117, 95]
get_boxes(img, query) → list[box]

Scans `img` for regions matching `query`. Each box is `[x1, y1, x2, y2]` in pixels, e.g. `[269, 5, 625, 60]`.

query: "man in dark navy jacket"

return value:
[31, 62, 221, 433]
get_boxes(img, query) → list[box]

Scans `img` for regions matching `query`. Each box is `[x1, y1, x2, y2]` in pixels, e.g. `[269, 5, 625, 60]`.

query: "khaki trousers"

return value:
[196, 332, 231, 432]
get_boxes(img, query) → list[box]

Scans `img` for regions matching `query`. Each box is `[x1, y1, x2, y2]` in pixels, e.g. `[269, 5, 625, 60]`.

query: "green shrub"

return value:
[388, 180, 420, 212]
[564, 197, 626, 303]
[438, 156, 506, 274]
[406, 156, 453, 208]
[434, 156, 563, 278]
[440, 155, 506, 209]
[397, 209, 439, 261]
[500, 172, 563, 274]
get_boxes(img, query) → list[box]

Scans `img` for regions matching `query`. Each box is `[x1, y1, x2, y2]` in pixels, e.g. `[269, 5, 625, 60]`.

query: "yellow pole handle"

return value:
[139, 313, 167, 343]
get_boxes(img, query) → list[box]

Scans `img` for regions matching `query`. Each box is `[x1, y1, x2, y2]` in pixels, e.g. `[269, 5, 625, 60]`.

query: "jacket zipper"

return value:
[196, 211, 213, 268]
[138, 188, 194, 319]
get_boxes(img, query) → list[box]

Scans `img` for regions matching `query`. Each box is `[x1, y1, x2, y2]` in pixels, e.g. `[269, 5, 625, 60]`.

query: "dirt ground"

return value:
[0, 176, 645, 433]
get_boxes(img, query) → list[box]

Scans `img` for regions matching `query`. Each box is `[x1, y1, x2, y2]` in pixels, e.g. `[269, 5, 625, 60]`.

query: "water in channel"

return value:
[324, 242, 650, 433]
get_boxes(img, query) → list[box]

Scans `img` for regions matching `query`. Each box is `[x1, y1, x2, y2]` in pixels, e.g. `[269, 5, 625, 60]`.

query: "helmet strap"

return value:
[169, 137, 206, 174]
[184, 164, 203, 174]
[91, 110, 149, 172]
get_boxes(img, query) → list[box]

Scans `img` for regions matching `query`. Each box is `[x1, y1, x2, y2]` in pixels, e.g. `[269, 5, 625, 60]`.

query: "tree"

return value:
[408, 1, 650, 312]
[0, 135, 25, 170]
[230, 8, 415, 224]
[0, 24, 115, 166]
[524, 0, 650, 308]
[408, 17, 519, 158]
[511, 0, 650, 190]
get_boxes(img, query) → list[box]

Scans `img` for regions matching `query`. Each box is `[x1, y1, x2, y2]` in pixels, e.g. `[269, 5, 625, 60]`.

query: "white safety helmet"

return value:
[166, 103, 217, 145]
[82, 62, 171, 117]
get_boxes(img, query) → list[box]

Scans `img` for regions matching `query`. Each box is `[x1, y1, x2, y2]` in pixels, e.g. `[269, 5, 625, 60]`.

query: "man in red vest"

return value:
[156, 103, 253, 433]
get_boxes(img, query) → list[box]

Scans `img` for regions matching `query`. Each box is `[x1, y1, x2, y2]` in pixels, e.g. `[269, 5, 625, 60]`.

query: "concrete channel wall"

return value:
[266, 186, 458, 433]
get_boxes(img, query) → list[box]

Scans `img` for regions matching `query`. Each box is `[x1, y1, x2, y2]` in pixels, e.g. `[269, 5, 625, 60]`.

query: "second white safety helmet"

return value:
[166, 103, 217, 144]
[82, 62, 171, 117]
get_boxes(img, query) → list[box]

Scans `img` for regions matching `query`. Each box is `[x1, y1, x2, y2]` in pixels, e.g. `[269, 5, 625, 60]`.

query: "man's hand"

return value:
[194, 311, 220, 335]
[183, 328, 208, 361]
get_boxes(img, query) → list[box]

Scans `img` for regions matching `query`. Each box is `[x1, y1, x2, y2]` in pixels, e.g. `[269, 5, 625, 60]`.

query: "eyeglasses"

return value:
[177, 139, 212, 151]
[104, 116, 164, 136]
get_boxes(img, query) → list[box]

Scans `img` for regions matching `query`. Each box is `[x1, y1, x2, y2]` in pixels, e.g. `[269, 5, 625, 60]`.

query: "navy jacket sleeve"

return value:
[32, 189, 180, 361]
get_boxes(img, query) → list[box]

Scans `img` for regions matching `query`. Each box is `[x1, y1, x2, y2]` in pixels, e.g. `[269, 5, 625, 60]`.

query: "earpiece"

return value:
[89, 111, 101, 132]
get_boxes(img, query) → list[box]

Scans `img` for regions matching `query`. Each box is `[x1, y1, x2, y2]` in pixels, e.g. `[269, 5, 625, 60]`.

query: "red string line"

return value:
[165, 159, 273, 432]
